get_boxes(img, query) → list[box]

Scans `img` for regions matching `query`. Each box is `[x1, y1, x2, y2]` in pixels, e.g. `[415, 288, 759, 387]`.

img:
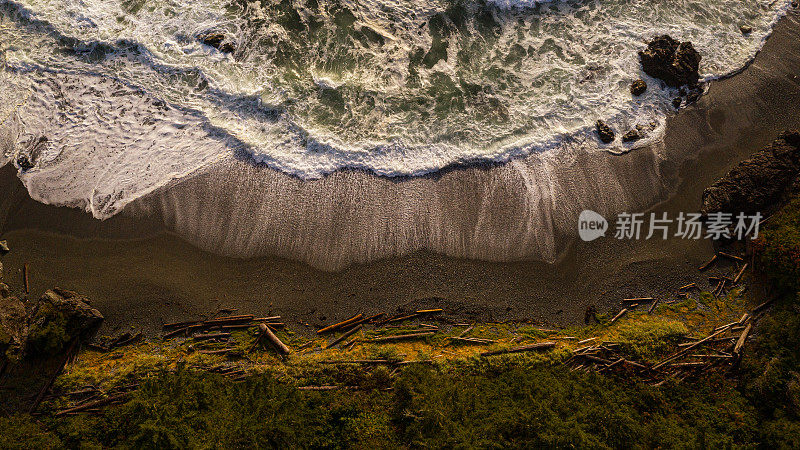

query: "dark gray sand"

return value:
[1, 12, 800, 336]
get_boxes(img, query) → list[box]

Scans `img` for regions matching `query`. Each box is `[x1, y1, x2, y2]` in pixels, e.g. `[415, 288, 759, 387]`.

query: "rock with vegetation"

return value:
[638, 35, 701, 88]
[26, 289, 103, 356]
[0, 295, 27, 363]
[630, 79, 647, 96]
[701, 131, 800, 217]
[595, 120, 615, 144]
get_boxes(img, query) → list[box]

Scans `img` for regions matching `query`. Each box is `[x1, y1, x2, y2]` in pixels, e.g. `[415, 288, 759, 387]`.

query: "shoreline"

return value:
[1, 12, 800, 334]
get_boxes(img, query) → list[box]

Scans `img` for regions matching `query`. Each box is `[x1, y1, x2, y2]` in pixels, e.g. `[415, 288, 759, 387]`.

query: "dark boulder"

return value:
[0, 240, 8, 255]
[701, 131, 800, 217]
[198, 31, 235, 53]
[672, 97, 682, 109]
[630, 79, 647, 96]
[26, 289, 103, 356]
[638, 35, 701, 88]
[596, 120, 615, 144]
[740, 25, 753, 35]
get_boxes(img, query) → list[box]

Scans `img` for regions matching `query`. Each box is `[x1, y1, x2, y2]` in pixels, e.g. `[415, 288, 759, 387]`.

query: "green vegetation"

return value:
[2, 198, 800, 448]
[754, 197, 800, 291]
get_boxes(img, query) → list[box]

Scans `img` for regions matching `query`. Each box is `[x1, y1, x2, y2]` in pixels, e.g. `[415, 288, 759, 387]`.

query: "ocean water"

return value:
[0, 0, 791, 219]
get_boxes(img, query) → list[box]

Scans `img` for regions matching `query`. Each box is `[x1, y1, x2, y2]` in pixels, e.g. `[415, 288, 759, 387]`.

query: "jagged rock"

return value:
[686, 86, 703, 104]
[16, 155, 33, 171]
[740, 25, 753, 35]
[198, 31, 235, 53]
[622, 129, 642, 143]
[0, 240, 8, 255]
[0, 296, 27, 363]
[672, 97, 682, 109]
[595, 120, 615, 144]
[702, 131, 800, 217]
[638, 35, 701, 88]
[0, 283, 9, 298]
[26, 289, 103, 356]
[630, 79, 647, 96]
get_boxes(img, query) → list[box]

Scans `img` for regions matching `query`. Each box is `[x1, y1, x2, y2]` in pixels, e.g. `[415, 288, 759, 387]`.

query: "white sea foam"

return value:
[0, 0, 793, 269]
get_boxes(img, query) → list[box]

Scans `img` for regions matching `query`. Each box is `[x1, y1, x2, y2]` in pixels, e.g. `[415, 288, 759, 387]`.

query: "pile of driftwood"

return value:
[564, 296, 773, 385]
[312, 309, 444, 351]
[609, 250, 752, 321]
[162, 314, 283, 340]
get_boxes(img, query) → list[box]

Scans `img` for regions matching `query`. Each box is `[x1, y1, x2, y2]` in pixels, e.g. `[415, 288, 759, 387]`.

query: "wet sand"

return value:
[1, 11, 799, 336]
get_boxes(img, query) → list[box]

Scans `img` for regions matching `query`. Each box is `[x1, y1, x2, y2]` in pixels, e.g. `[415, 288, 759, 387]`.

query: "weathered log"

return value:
[317, 314, 363, 334]
[320, 359, 393, 365]
[689, 354, 734, 359]
[448, 337, 495, 345]
[325, 325, 362, 349]
[257, 323, 291, 354]
[253, 316, 281, 322]
[733, 263, 749, 284]
[481, 342, 556, 357]
[364, 313, 385, 323]
[30, 339, 79, 413]
[384, 313, 419, 324]
[297, 385, 340, 391]
[752, 297, 776, 313]
[369, 331, 435, 343]
[653, 324, 733, 370]
[163, 320, 202, 329]
[648, 298, 661, 314]
[733, 323, 753, 357]
[668, 362, 707, 368]
[610, 308, 629, 324]
[699, 254, 718, 271]
[23, 262, 29, 294]
[678, 282, 698, 291]
[55, 394, 128, 416]
[109, 332, 143, 349]
[416, 309, 443, 314]
[203, 315, 254, 326]
[623, 297, 654, 303]
[718, 252, 744, 262]
[457, 325, 475, 338]
[580, 354, 614, 365]
[192, 332, 230, 341]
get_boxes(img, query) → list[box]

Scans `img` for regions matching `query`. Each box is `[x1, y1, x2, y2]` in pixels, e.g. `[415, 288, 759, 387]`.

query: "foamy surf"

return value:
[0, 0, 794, 269]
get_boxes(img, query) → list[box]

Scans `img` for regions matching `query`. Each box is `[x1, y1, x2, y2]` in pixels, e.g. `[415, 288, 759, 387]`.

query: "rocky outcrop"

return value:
[596, 120, 615, 144]
[638, 35, 701, 88]
[630, 80, 647, 96]
[197, 31, 235, 53]
[701, 131, 800, 217]
[0, 296, 26, 363]
[26, 289, 103, 356]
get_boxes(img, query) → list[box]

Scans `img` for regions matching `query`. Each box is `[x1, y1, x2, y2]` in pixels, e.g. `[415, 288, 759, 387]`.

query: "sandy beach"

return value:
[1, 10, 799, 336]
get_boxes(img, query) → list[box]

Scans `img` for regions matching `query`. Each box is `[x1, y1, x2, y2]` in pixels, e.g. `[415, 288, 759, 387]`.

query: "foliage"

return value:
[754, 197, 800, 292]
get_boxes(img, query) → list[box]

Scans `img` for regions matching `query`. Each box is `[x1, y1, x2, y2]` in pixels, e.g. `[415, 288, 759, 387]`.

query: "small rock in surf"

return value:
[630, 79, 647, 96]
[596, 120, 615, 144]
